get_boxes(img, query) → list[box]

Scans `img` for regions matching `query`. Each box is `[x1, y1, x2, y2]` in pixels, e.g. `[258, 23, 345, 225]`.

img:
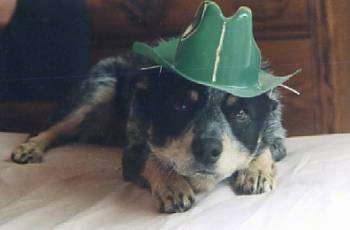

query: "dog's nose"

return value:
[192, 138, 223, 165]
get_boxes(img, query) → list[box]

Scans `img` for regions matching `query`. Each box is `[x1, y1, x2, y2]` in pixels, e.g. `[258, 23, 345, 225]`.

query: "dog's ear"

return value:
[264, 95, 278, 112]
[268, 97, 278, 112]
[252, 93, 278, 114]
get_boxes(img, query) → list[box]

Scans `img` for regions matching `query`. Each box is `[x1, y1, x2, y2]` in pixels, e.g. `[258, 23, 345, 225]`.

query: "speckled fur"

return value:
[11, 52, 287, 213]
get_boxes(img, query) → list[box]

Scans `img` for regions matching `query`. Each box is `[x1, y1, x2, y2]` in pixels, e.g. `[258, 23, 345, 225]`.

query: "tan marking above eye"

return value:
[136, 80, 148, 90]
[189, 90, 199, 102]
[226, 95, 237, 106]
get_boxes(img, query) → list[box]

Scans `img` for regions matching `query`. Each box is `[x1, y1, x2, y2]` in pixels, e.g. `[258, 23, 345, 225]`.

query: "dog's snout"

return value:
[192, 138, 223, 165]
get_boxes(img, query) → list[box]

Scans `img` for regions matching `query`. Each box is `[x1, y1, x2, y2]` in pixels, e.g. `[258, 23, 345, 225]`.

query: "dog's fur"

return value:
[11, 52, 287, 213]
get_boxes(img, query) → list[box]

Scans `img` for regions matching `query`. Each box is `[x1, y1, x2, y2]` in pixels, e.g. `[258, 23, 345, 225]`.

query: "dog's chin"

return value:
[172, 162, 219, 180]
[153, 153, 220, 179]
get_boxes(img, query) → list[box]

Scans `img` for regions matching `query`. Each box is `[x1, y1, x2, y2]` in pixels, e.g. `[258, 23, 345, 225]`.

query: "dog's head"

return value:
[136, 69, 277, 180]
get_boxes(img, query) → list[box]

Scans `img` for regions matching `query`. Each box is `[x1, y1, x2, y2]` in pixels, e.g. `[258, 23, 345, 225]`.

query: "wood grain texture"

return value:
[323, 0, 350, 132]
[88, 0, 309, 48]
[259, 39, 316, 136]
[308, 0, 335, 134]
[0, 102, 56, 133]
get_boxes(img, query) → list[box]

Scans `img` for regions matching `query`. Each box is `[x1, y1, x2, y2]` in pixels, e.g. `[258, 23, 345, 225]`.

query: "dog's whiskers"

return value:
[140, 65, 162, 71]
[279, 84, 301, 95]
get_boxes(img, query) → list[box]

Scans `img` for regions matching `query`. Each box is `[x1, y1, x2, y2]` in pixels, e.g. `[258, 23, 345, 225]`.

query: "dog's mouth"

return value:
[152, 149, 218, 178]
[195, 169, 215, 175]
[175, 163, 218, 179]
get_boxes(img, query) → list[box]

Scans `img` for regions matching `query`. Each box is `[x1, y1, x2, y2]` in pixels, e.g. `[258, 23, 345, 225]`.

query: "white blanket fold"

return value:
[0, 133, 349, 230]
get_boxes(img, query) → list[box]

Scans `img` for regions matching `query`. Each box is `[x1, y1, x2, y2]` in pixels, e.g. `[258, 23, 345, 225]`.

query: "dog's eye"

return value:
[234, 110, 249, 122]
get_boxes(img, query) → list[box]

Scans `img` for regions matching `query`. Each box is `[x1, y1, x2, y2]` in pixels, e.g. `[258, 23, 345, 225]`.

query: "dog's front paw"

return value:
[232, 165, 275, 195]
[11, 141, 44, 164]
[152, 174, 195, 213]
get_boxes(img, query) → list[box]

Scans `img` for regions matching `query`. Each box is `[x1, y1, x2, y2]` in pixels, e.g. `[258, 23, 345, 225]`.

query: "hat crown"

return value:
[132, 2, 299, 97]
[175, 2, 260, 88]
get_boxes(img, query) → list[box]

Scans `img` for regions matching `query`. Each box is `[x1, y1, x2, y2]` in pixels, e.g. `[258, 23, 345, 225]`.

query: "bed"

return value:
[0, 132, 349, 230]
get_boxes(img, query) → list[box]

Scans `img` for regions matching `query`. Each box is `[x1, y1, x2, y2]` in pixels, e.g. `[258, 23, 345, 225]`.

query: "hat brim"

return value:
[133, 41, 300, 97]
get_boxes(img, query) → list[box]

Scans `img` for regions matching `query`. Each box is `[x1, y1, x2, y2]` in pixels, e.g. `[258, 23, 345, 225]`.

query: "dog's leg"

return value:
[142, 154, 196, 213]
[11, 105, 95, 164]
[231, 148, 276, 194]
[11, 76, 117, 164]
[123, 109, 196, 213]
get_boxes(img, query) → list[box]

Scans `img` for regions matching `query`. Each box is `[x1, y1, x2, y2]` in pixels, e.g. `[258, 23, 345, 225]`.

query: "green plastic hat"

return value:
[132, 1, 300, 97]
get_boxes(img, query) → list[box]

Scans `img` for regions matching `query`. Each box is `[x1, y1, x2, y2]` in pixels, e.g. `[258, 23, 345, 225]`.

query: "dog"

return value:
[10, 52, 287, 213]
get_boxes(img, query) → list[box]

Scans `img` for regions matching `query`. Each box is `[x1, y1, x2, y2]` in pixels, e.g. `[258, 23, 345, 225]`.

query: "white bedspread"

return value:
[0, 133, 349, 230]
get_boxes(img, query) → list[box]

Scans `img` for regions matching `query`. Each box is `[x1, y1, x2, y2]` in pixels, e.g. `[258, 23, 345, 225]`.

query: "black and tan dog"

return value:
[10, 53, 287, 213]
